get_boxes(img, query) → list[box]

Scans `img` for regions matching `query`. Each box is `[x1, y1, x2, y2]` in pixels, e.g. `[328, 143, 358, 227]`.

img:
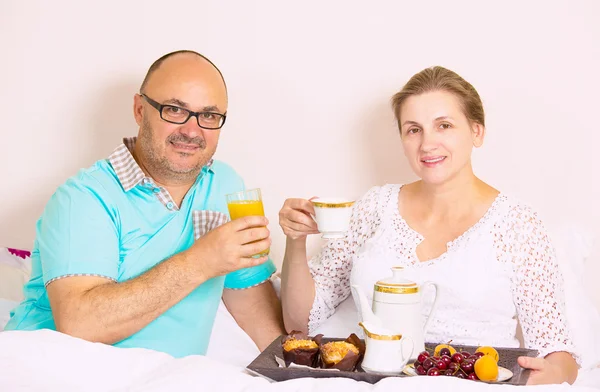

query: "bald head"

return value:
[140, 50, 227, 97]
[139, 51, 228, 117]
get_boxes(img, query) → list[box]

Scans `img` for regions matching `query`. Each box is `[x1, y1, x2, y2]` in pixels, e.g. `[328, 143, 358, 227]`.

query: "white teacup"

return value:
[311, 197, 355, 239]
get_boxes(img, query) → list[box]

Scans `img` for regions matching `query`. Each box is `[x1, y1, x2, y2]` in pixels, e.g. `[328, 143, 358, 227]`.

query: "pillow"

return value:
[0, 299, 18, 330]
[548, 224, 600, 370]
[0, 248, 31, 302]
[312, 296, 361, 338]
[0, 248, 32, 330]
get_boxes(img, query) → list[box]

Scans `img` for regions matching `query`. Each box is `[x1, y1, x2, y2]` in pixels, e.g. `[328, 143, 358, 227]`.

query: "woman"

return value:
[278, 66, 579, 385]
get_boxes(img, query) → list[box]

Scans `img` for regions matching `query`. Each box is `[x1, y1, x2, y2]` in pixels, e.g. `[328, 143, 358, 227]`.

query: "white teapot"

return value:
[351, 267, 439, 357]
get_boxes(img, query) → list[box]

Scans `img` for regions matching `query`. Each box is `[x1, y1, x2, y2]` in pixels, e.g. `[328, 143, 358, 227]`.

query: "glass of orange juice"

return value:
[225, 188, 270, 257]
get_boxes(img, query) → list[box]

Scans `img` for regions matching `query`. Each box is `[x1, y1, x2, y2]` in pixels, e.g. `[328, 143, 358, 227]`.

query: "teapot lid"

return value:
[374, 267, 419, 294]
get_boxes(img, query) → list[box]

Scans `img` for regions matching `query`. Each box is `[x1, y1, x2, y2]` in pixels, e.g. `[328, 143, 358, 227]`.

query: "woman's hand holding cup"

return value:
[278, 198, 320, 240]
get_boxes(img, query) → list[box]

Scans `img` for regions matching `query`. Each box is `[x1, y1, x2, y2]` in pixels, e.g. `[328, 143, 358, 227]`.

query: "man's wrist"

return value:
[175, 250, 211, 286]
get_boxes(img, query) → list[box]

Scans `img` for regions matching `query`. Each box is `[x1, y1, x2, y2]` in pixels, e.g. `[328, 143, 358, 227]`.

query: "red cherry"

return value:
[455, 371, 467, 379]
[435, 359, 447, 370]
[468, 373, 479, 381]
[443, 369, 454, 376]
[461, 351, 472, 358]
[440, 355, 452, 367]
[423, 358, 435, 370]
[460, 361, 474, 374]
[440, 348, 452, 357]
[448, 362, 460, 372]
[427, 367, 441, 376]
[452, 353, 465, 364]
[416, 365, 427, 376]
[417, 351, 430, 363]
[413, 360, 422, 368]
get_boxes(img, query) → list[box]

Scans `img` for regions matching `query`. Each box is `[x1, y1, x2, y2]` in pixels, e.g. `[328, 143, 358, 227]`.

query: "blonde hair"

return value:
[391, 66, 485, 128]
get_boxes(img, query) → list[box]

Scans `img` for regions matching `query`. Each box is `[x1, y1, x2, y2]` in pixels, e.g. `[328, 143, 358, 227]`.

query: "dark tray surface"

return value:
[247, 336, 538, 385]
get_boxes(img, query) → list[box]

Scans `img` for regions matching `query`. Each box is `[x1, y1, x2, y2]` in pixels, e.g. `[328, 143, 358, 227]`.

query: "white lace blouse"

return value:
[308, 184, 577, 360]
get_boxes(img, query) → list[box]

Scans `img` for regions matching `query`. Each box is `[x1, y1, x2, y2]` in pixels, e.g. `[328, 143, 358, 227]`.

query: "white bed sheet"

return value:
[2, 280, 599, 390]
[1, 329, 598, 391]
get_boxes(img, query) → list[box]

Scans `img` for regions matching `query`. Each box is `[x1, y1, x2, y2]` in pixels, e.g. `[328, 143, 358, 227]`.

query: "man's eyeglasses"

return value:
[141, 94, 226, 130]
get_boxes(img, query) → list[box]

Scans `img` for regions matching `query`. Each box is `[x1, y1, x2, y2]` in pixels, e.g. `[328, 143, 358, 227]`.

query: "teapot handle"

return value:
[421, 281, 440, 334]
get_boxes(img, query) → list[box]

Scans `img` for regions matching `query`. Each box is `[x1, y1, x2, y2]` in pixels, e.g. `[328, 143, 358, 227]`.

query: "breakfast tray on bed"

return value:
[247, 337, 538, 385]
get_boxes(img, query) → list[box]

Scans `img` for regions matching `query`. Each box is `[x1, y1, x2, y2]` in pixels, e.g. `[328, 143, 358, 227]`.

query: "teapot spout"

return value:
[351, 284, 382, 327]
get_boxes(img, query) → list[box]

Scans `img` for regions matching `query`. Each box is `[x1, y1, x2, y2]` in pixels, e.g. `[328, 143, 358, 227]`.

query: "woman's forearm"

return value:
[280, 237, 316, 333]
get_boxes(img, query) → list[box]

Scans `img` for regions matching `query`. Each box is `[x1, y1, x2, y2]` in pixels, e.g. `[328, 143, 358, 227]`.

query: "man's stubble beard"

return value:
[138, 117, 217, 183]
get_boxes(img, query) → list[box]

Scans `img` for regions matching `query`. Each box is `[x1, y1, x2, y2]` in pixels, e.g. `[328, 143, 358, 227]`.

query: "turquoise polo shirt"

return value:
[5, 139, 276, 357]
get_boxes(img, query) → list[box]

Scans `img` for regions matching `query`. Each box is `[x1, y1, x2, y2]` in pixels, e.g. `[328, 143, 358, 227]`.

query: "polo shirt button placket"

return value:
[166, 201, 175, 210]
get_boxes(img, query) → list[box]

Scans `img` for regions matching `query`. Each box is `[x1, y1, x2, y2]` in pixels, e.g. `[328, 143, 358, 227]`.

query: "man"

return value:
[5, 50, 285, 357]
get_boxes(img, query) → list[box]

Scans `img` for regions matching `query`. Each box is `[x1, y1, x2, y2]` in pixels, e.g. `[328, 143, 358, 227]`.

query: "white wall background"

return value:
[1, 1, 599, 310]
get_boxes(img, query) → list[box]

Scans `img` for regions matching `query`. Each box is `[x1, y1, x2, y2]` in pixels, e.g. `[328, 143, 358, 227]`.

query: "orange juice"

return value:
[227, 200, 270, 257]
[227, 200, 265, 220]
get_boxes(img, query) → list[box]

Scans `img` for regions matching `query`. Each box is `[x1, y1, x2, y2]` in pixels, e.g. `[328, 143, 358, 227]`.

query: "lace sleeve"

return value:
[494, 204, 577, 361]
[307, 186, 385, 333]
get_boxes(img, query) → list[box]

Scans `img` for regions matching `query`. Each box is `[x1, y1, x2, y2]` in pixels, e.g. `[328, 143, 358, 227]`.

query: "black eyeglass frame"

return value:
[140, 94, 227, 130]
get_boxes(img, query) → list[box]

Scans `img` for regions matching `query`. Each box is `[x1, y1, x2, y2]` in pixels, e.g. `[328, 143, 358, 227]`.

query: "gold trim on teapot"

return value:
[374, 285, 420, 294]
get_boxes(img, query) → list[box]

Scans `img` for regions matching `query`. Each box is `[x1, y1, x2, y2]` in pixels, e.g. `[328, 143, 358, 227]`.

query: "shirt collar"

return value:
[108, 137, 214, 192]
